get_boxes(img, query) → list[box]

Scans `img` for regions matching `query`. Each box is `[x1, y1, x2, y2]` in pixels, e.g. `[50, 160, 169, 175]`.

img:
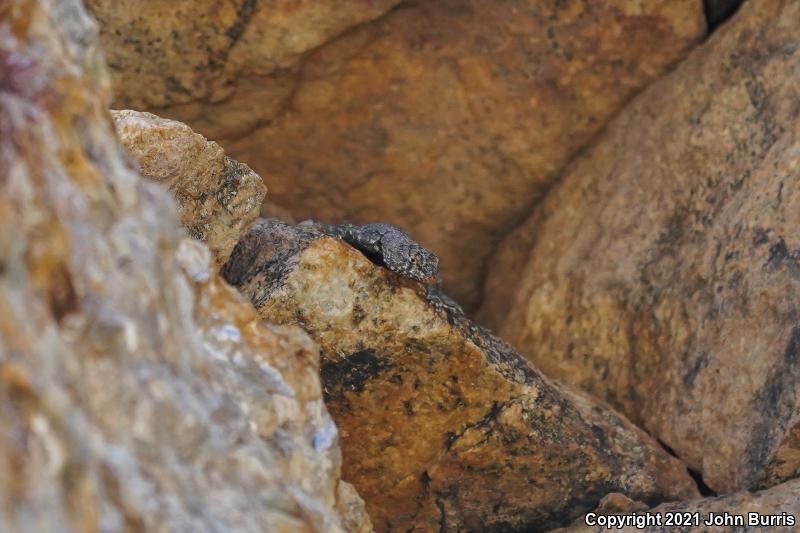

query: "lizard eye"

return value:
[410, 255, 419, 264]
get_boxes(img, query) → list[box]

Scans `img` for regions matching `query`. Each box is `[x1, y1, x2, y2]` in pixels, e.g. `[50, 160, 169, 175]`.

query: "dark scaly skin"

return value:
[425, 281, 465, 323]
[300, 221, 440, 283]
[299, 220, 464, 318]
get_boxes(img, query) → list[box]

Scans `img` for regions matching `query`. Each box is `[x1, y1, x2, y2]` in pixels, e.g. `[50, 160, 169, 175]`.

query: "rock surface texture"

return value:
[482, 0, 800, 493]
[222, 219, 699, 532]
[0, 1, 368, 531]
[112, 109, 265, 265]
[85, 0, 402, 112]
[555, 478, 800, 533]
[86, 0, 706, 309]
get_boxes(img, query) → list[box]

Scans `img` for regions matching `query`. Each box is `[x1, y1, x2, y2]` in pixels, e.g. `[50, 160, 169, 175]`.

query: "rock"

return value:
[482, 0, 800, 493]
[554, 478, 800, 533]
[222, 219, 699, 532]
[591, 493, 649, 515]
[111, 111, 267, 265]
[88, 0, 706, 310]
[261, 201, 297, 224]
[228, 0, 706, 310]
[0, 1, 368, 531]
[84, 0, 402, 111]
[112, 109, 265, 265]
[478, 206, 544, 327]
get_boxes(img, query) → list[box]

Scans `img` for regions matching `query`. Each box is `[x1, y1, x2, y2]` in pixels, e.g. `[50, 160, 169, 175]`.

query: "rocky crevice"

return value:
[86, 0, 708, 311]
[483, 0, 800, 494]
[704, 0, 746, 30]
[0, 7, 371, 529]
[221, 219, 699, 531]
[5, 0, 800, 532]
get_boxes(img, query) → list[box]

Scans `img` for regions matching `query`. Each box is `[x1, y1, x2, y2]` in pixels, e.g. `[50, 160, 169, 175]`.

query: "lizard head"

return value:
[383, 241, 439, 283]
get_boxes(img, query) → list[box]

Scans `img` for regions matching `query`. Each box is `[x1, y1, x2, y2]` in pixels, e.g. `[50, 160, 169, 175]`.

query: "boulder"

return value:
[482, 0, 800, 493]
[222, 219, 699, 531]
[555, 478, 800, 533]
[86, 0, 706, 309]
[84, 0, 402, 111]
[112, 109, 265, 265]
[0, 1, 368, 531]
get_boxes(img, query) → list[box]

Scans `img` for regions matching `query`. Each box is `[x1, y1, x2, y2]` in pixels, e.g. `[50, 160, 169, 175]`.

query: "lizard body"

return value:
[300, 220, 440, 284]
[300, 220, 464, 320]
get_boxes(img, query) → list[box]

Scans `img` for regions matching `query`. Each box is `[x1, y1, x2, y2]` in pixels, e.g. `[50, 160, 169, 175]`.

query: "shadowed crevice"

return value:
[704, 0, 745, 31]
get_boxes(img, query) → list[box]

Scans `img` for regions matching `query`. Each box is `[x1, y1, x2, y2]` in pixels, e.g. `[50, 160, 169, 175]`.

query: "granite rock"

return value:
[482, 0, 800, 493]
[222, 219, 699, 532]
[0, 1, 368, 531]
[226, 0, 706, 310]
[85, 0, 402, 111]
[112, 109, 265, 265]
[87, 0, 706, 309]
[555, 478, 800, 533]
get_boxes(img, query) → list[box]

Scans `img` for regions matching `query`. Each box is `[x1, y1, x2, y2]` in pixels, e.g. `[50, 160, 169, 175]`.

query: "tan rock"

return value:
[230, 0, 706, 310]
[88, 0, 706, 309]
[112, 109, 265, 265]
[554, 478, 800, 533]
[85, 0, 402, 110]
[482, 0, 800, 493]
[591, 493, 649, 515]
[261, 200, 297, 224]
[0, 1, 368, 531]
[222, 219, 699, 532]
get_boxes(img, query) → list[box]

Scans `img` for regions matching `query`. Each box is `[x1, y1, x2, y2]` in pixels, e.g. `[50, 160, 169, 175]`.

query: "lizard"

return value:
[299, 220, 439, 283]
[298, 220, 465, 319]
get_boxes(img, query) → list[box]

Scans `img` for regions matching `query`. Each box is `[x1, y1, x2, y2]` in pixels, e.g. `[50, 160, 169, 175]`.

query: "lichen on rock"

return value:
[554, 478, 800, 533]
[112, 109, 266, 265]
[481, 0, 800, 494]
[85, 0, 707, 311]
[9, 0, 800, 531]
[223, 219, 699, 531]
[84, 0, 403, 111]
[0, 1, 368, 531]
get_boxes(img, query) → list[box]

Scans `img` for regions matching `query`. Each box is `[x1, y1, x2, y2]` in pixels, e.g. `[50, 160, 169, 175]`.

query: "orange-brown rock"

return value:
[555, 478, 800, 533]
[0, 1, 368, 531]
[590, 493, 649, 515]
[85, 0, 402, 110]
[222, 219, 699, 532]
[482, 0, 800, 493]
[87, 0, 706, 309]
[112, 109, 265, 265]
